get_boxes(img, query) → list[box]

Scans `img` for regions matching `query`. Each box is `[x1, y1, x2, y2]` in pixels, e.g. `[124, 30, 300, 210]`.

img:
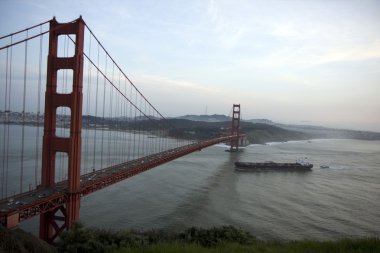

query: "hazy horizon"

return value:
[174, 113, 380, 133]
[1, 0, 379, 132]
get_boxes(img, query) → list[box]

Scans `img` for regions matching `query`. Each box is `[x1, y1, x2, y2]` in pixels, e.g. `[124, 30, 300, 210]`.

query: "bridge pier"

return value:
[39, 17, 84, 243]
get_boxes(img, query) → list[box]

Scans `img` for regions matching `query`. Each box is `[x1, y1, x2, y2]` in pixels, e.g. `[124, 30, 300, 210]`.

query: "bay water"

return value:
[67, 139, 380, 240]
[2, 125, 378, 240]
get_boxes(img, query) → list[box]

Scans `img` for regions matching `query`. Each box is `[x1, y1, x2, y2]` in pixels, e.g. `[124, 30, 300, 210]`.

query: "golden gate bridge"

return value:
[0, 17, 241, 243]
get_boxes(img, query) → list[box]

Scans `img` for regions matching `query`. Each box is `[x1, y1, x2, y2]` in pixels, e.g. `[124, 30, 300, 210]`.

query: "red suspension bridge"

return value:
[0, 17, 242, 243]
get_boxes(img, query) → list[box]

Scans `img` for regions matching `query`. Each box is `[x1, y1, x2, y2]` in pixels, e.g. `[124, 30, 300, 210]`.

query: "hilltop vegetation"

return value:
[55, 223, 380, 253]
[114, 239, 380, 253]
[1, 224, 379, 253]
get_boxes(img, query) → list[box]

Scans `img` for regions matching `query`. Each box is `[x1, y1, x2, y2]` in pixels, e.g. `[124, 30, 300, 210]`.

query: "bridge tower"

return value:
[40, 17, 84, 243]
[230, 104, 241, 151]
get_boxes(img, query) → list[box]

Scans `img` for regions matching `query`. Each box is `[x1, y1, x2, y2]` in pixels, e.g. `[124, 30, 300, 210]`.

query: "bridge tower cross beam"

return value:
[230, 104, 241, 151]
[40, 17, 84, 243]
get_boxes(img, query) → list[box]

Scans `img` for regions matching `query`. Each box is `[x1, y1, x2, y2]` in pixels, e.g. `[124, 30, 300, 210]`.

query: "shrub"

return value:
[179, 226, 255, 247]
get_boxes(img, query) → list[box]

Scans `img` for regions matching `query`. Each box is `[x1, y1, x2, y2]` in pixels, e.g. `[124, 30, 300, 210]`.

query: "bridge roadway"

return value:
[0, 135, 239, 227]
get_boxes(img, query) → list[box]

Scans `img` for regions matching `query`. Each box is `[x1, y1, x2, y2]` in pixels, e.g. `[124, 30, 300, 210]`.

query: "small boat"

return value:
[234, 161, 313, 171]
[320, 165, 329, 169]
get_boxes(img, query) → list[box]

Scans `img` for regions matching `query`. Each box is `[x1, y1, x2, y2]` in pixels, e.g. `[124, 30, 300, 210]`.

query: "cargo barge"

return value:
[234, 161, 313, 171]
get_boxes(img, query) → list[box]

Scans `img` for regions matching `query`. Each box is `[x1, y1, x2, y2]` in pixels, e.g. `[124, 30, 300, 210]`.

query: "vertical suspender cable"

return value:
[112, 81, 116, 163]
[1, 47, 9, 198]
[100, 55, 107, 169]
[160, 122, 164, 152]
[158, 117, 161, 153]
[115, 71, 120, 163]
[111, 63, 115, 164]
[145, 100, 148, 157]
[139, 96, 143, 158]
[100, 54, 107, 171]
[123, 78, 127, 162]
[141, 99, 145, 157]
[166, 121, 168, 150]
[84, 34, 92, 175]
[136, 92, 140, 158]
[121, 78, 125, 162]
[128, 84, 133, 161]
[92, 43, 100, 170]
[148, 105, 151, 155]
[133, 89, 137, 159]
[114, 73, 118, 163]
[34, 27, 43, 188]
[157, 113, 159, 153]
[108, 63, 114, 165]
[155, 111, 158, 154]
[20, 30, 29, 193]
[5, 36, 13, 197]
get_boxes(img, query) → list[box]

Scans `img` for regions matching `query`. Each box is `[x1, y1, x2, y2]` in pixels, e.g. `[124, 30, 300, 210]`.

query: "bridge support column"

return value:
[40, 17, 84, 243]
[230, 104, 241, 152]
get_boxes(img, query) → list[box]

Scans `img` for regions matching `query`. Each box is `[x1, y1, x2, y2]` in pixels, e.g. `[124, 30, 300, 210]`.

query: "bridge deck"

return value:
[0, 135, 239, 227]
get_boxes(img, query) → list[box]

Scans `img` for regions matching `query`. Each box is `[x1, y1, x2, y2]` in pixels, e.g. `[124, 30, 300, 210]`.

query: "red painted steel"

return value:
[230, 104, 241, 151]
[39, 17, 84, 243]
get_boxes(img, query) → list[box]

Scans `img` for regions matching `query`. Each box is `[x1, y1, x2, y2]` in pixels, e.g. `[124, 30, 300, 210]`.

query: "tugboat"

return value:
[235, 159, 313, 171]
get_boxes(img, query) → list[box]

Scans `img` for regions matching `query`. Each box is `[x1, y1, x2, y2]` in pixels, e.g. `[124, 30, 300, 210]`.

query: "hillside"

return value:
[276, 123, 380, 141]
[0, 225, 56, 253]
[2, 111, 379, 143]
[165, 119, 310, 144]
[172, 114, 380, 141]
[175, 114, 231, 122]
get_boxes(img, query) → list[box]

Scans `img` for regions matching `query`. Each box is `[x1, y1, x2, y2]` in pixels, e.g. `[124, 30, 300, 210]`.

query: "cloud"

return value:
[231, 2, 380, 68]
[206, 0, 248, 49]
[207, 0, 219, 23]
[135, 74, 219, 94]
[318, 41, 380, 63]
[232, 39, 380, 71]
[270, 24, 299, 38]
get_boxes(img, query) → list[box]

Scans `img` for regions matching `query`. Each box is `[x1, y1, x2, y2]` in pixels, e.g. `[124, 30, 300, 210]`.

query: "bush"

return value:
[179, 226, 255, 247]
[57, 224, 255, 252]
[58, 223, 106, 253]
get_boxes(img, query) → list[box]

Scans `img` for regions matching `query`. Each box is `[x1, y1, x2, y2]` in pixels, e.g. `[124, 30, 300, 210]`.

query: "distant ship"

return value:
[234, 160, 313, 171]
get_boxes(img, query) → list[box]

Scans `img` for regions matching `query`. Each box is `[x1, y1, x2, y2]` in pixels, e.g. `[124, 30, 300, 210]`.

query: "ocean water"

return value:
[78, 139, 380, 240]
[5, 128, 379, 240]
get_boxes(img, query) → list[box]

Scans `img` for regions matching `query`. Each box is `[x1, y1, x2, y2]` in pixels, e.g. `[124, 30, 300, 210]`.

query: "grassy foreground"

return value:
[1, 223, 379, 253]
[113, 239, 380, 253]
[57, 223, 379, 253]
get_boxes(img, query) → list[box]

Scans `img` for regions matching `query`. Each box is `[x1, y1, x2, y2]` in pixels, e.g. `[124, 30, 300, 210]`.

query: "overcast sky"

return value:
[1, 0, 379, 131]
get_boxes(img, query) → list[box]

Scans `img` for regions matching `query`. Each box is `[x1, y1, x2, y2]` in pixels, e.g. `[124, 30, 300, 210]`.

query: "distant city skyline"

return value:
[1, 0, 379, 132]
